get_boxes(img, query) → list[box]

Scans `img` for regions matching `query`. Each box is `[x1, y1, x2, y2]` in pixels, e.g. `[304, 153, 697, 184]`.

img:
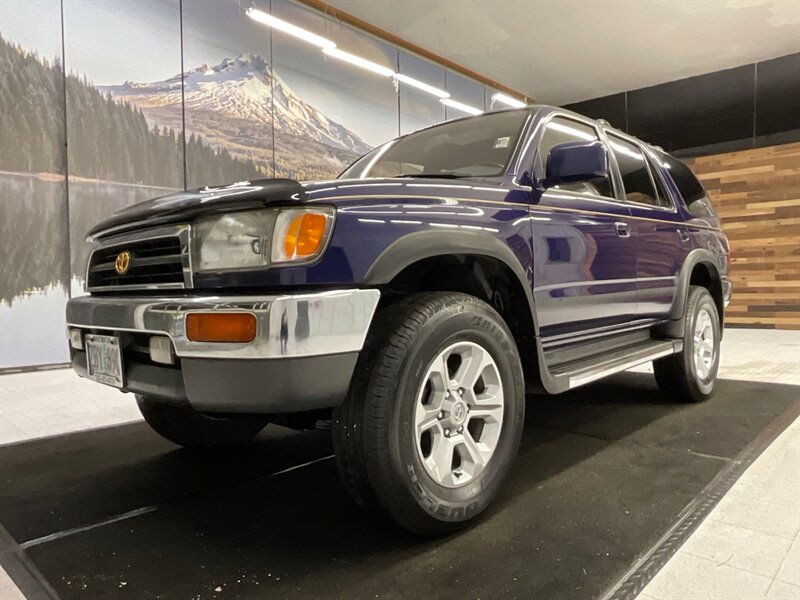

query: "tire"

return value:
[136, 395, 269, 448]
[333, 292, 526, 535]
[654, 285, 721, 403]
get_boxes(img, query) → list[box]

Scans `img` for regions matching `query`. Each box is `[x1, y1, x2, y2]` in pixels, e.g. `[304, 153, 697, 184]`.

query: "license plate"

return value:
[85, 334, 124, 388]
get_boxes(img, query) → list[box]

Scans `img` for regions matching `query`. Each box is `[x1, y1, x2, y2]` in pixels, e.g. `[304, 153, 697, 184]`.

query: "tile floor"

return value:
[0, 328, 798, 599]
[0, 565, 25, 600]
[638, 416, 799, 600]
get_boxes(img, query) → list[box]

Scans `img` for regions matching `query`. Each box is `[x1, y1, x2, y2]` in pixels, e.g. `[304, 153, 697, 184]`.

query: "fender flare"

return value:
[663, 248, 723, 337]
[363, 230, 540, 336]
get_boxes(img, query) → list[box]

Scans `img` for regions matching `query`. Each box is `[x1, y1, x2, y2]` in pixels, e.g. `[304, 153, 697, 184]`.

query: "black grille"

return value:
[88, 236, 185, 290]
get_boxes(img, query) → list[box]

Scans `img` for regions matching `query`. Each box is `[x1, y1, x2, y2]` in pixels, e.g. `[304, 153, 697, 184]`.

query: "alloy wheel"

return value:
[693, 307, 715, 380]
[413, 341, 504, 488]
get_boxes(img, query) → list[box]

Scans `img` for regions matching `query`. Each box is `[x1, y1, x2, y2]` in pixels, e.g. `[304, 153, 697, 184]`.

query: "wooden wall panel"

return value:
[685, 142, 800, 330]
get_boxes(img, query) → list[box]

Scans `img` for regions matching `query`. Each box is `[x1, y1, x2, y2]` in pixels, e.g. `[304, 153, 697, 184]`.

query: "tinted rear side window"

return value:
[659, 153, 717, 218]
[607, 134, 668, 207]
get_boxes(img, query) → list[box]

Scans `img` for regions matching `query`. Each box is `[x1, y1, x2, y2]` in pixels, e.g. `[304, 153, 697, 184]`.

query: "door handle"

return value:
[614, 222, 631, 238]
[678, 229, 691, 243]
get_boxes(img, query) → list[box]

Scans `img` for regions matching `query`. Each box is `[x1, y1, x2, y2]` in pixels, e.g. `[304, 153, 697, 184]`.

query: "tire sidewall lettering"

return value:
[391, 301, 524, 523]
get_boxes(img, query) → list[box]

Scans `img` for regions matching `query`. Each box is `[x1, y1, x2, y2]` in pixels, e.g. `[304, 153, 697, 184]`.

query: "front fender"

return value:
[364, 228, 537, 324]
[193, 196, 534, 297]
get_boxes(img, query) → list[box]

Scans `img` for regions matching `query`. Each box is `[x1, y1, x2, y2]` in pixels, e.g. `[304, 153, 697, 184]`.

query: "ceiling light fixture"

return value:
[322, 47, 395, 77]
[246, 8, 336, 49]
[394, 74, 450, 99]
[440, 98, 483, 116]
[492, 92, 526, 108]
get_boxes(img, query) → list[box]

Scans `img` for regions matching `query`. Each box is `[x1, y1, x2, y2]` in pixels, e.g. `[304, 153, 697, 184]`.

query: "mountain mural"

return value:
[100, 54, 372, 181]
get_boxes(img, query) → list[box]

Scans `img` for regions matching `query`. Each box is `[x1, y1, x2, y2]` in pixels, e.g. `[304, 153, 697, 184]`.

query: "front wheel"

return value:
[136, 396, 269, 448]
[654, 285, 721, 402]
[333, 292, 525, 535]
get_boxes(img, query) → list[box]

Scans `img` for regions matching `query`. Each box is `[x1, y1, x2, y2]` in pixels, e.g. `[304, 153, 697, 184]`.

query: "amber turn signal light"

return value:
[185, 312, 257, 343]
[283, 212, 328, 258]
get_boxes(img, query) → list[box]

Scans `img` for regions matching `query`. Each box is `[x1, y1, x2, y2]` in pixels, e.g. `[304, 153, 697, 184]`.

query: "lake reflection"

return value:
[68, 178, 176, 284]
[0, 172, 175, 368]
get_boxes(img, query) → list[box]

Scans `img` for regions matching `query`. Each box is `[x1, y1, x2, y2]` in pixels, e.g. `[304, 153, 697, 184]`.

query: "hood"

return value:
[89, 175, 510, 239]
[301, 176, 501, 196]
[88, 179, 306, 239]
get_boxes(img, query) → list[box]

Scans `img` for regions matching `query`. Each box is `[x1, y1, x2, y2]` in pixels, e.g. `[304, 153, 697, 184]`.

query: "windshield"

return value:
[339, 109, 529, 179]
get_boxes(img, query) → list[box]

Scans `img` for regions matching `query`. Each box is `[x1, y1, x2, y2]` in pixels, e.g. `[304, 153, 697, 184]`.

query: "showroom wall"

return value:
[564, 53, 800, 157]
[685, 142, 800, 330]
[565, 53, 800, 332]
[0, 0, 506, 370]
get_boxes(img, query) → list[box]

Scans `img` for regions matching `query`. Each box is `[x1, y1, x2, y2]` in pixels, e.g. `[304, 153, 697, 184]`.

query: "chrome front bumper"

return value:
[66, 289, 381, 360]
[66, 289, 380, 413]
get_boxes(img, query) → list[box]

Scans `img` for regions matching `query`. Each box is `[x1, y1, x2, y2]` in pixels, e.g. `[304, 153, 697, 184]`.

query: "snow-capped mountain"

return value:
[99, 54, 370, 155]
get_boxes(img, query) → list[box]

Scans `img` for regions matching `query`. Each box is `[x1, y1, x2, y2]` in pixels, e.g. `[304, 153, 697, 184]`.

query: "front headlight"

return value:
[192, 207, 334, 272]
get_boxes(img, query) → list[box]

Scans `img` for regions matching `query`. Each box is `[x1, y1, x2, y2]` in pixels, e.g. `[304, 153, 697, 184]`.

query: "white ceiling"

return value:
[324, 0, 800, 104]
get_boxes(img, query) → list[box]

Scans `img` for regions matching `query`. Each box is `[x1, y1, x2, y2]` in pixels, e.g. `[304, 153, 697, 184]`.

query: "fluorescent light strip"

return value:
[394, 74, 449, 98]
[246, 8, 496, 114]
[440, 98, 483, 116]
[246, 8, 336, 49]
[492, 92, 526, 108]
[609, 139, 644, 161]
[323, 47, 395, 77]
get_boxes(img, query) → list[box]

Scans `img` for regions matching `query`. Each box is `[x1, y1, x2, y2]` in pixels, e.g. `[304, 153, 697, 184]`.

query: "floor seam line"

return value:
[706, 515, 800, 541]
[531, 424, 739, 460]
[16, 453, 336, 551]
[20, 506, 159, 550]
[678, 548, 789, 580]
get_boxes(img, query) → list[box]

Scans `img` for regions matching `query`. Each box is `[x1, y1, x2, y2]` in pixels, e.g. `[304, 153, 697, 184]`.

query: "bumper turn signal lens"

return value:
[68, 328, 84, 350]
[185, 313, 257, 343]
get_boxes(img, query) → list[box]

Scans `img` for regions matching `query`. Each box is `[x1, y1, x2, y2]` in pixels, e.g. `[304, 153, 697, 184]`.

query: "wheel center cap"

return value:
[451, 400, 467, 425]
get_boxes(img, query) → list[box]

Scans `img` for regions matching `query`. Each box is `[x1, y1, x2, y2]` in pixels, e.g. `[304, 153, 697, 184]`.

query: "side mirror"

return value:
[541, 141, 607, 189]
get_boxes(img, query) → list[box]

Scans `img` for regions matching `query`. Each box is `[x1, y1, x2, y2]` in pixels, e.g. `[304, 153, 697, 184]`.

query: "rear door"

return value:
[530, 115, 638, 341]
[604, 132, 688, 319]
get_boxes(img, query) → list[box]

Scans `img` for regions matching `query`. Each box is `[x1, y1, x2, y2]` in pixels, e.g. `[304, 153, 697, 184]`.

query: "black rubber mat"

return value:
[1, 373, 798, 599]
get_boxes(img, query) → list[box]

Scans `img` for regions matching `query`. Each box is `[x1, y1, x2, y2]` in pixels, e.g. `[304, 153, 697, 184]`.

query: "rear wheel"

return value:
[654, 285, 721, 402]
[136, 395, 269, 448]
[333, 292, 525, 535]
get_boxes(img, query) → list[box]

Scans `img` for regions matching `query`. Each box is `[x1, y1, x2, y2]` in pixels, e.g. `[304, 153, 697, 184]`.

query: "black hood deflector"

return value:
[88, 179, 306, 239]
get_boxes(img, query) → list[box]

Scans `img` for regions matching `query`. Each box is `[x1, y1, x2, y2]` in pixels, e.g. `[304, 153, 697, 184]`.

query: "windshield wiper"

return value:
[392, 173, 474, 179]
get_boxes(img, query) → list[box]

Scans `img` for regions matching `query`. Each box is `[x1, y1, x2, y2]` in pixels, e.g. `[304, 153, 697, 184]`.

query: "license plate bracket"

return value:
[85, 334, 124, 388]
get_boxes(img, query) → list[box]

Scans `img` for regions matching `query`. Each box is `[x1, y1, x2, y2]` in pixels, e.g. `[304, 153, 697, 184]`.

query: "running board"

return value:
[558, 339, 683, 390]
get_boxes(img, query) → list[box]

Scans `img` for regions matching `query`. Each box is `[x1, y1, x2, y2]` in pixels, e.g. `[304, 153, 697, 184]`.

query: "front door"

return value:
[530, 115, 638, 342]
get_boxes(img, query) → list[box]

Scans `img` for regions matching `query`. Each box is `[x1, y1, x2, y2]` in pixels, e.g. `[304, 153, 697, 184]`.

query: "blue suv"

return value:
[67, 106, 731, 534]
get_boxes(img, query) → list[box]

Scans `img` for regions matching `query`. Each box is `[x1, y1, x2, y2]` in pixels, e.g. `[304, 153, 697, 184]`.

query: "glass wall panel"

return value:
[182, 0, 271, 188]
[271, 0, 398, 179]
[444, 69, 485, 121]
[0, 0, 500, 369]
[398, 50, 446, 135]
[0, 0, 70, 367]
[63, 0, 184, 294]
